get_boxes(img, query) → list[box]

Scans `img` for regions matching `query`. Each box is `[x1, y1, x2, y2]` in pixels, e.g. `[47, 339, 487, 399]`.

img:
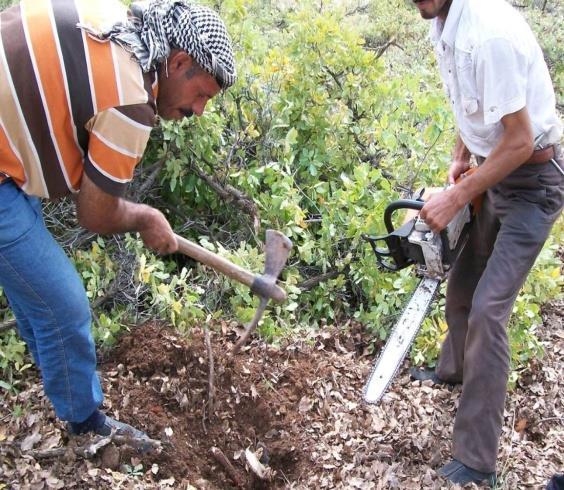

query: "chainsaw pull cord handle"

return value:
[383, 199, 424, 234]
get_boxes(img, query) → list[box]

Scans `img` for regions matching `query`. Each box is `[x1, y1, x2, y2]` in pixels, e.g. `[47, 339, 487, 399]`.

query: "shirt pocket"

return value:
[455, 50, 478, 114]
[461, 95, 478, 116]
[454, 48, 497, 142]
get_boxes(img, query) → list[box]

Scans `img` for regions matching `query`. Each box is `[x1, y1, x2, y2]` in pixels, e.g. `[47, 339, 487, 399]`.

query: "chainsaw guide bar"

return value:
[363, 276, 441, 404]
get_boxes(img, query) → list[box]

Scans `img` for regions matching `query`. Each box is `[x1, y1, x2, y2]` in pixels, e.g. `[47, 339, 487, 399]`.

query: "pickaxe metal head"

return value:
[250, 230, 293, 302]
[173, 229, 292, 353]
[175, 230, 291, 302]
[233, 229, 292, 354]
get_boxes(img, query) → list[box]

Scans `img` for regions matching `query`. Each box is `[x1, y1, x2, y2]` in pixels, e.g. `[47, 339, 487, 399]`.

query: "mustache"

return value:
[180, 109, 194, 118]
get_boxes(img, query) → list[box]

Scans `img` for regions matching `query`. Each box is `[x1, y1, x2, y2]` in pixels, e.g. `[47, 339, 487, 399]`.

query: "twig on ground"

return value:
[204, 327, 215, 415]
[210, 446, 247, 488]
[201, 401, 208, 436]
[0, 433, 161, 460]
[81, 434, 114, 458]
[245, 447, 275, 481]
[528, 416, 564, 428]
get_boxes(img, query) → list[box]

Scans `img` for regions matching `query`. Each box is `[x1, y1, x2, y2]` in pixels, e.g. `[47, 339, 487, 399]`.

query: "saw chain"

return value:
[363, 276, 441, 404]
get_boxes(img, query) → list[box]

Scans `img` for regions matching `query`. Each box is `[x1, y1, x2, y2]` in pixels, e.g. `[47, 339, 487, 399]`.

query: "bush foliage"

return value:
[1, 0, 562, 387]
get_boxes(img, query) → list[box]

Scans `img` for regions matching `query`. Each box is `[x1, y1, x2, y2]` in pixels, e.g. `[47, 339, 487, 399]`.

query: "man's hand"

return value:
[420, 187, 464, 234]
[448, 134, 472, 184]
[137, 207, 178, 255]
[77, 173, 178, 255]
[448, 158, 470, 184]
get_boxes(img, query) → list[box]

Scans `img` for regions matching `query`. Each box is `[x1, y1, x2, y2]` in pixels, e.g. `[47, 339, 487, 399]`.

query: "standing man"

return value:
[411, 0, 563, 485]
[0, 0, 236, 438]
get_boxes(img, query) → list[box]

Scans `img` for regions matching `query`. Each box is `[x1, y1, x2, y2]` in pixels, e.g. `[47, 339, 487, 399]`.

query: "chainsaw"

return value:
[362, 177, 478, 404]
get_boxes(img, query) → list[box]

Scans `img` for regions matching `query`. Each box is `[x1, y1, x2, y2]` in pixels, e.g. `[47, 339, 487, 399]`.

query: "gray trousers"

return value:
[436, 150, 564, 473]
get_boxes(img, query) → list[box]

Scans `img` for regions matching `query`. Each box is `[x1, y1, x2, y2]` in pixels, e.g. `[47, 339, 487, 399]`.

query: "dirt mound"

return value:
[99, 321, 361, 489]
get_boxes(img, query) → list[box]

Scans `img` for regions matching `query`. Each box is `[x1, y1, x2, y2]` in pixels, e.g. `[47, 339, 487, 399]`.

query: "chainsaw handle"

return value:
[384, 200, 424, 233]
[363, 199, 424, 272]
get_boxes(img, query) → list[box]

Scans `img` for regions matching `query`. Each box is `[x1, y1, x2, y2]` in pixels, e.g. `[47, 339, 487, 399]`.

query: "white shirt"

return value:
[430, 0, 562, 157]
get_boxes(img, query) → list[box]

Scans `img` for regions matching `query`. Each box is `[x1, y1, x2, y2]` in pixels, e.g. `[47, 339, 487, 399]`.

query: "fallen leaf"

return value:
[298, 396, 313, 413]
[20, 431, 41, 451]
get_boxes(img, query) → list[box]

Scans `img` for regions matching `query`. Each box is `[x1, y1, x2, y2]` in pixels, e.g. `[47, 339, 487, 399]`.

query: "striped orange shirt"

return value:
[0, 0, 158, 199]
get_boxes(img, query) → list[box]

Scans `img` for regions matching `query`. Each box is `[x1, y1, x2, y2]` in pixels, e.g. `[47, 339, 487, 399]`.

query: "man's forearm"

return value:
[454, 136, 532, 205]
[421, 119, 533, 233]
[77, 173, 177, 254]
[453, 133, 471, 164]
[451, 109, 534, 207]
[85, 199, 158, 235]
[76, 174, 160, 236]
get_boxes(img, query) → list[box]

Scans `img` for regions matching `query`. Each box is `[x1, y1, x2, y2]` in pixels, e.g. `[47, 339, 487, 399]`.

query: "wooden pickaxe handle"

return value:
[174, 234, 288, 302]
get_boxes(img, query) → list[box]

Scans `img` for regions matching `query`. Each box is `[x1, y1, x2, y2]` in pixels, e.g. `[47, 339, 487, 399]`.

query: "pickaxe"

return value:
[174, 230, 292, 353]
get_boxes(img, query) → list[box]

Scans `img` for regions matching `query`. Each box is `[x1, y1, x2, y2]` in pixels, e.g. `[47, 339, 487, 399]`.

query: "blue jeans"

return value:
[0, 180, 102, 422]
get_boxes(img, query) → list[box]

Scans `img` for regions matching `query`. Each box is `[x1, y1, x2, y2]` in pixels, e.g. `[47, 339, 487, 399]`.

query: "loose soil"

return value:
[101, 321, 330, 488]
[1, 302, 562, 489]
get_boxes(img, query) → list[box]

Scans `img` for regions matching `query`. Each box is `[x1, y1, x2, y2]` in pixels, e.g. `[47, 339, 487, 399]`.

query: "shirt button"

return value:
[490, 106, 497, 112]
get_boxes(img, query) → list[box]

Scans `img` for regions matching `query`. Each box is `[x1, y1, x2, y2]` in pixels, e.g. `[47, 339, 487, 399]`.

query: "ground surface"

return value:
[1, 302, 562, 490]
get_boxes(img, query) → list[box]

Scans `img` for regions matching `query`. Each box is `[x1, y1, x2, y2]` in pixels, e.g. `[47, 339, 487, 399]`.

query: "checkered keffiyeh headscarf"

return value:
[79, 0, 236, 89]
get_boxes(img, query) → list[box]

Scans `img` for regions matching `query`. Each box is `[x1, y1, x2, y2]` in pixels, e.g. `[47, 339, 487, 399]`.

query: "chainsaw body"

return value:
[364, 193, 473, 279]
[361, 177, 479, 404]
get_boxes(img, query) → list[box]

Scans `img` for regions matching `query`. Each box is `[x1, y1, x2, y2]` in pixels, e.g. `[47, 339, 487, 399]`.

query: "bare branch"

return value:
[375, 37, 400, 59]
[210, 446, 247, 488]
[185, 152, 261, 234]
[204, 327, 215, 415]
[345, 3, 370, 17]
[132, 157, 167, 199]
[298, 269, 345, 292]
[528, 416, 564, 429]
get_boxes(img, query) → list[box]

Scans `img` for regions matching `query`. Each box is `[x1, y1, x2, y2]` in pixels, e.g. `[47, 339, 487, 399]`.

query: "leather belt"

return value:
[524, 145, 556, 165]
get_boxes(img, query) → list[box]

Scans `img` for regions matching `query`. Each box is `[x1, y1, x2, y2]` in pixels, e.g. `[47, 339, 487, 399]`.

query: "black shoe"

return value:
[68, 409, 147, 439]
[410, 367, 450, 385]
[95, 416, 148, 439]
[546, 473, 564, 490]
[438, 459, 496, 486]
